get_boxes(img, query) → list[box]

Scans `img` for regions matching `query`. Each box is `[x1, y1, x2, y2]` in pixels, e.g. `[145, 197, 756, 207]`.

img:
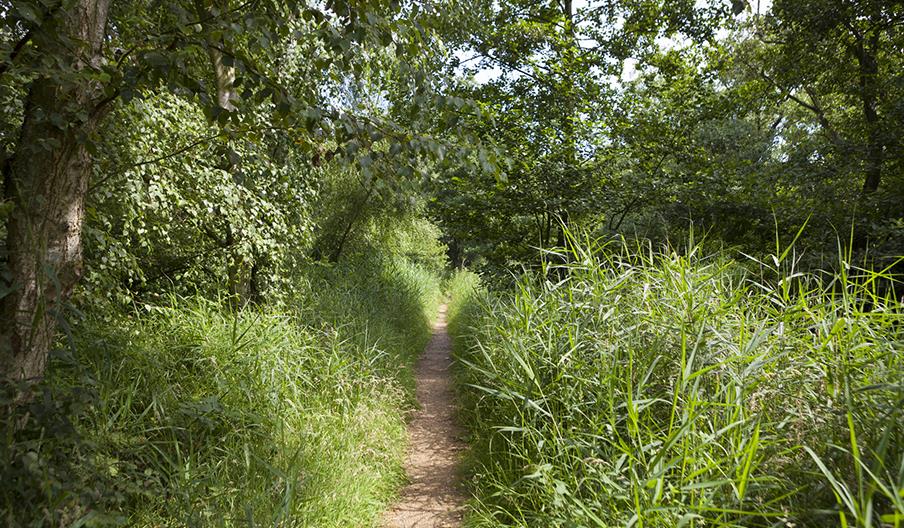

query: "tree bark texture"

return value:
[1, 0, 111, 384]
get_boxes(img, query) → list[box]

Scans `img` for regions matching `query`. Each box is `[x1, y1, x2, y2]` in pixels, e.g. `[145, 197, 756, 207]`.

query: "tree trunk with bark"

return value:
[559, 0, 576, 241]
[856, 33, 883, 194]
[1, 0, 111, 385]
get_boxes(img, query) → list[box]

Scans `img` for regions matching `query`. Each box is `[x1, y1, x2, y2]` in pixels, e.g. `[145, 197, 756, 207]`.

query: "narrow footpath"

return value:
[383, 305, 467, 528]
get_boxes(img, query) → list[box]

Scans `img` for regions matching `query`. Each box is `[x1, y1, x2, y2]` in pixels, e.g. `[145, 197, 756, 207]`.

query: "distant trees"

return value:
[2, 0, 901, 386]
[764, 0, 903, 195]
[432, 0, 612, 265]
[432, 0, 903, 273]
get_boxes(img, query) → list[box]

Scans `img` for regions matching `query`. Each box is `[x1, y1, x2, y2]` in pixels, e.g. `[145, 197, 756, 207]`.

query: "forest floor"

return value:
[383, 304, 467, 528]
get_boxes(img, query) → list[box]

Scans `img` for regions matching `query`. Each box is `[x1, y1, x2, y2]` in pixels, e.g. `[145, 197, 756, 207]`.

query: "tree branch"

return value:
[88, 131, 227, 193]
[0, 30, 34, 77]
[759, 70, 844, 147]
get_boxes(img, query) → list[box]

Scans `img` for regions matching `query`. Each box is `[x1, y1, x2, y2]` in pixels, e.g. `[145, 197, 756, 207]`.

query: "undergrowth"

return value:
[449, 236, 903, 527]
[1, 255, 441, 527]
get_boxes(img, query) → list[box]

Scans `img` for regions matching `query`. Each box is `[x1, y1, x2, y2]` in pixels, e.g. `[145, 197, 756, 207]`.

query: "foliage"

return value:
[431, 0, 904, 274]
[310, 160, 448, 273]
[0, 0, 902, 526]
[81, 92, 318, 306]
[450, 235, 903, 527]
[1, 2, 456, 522]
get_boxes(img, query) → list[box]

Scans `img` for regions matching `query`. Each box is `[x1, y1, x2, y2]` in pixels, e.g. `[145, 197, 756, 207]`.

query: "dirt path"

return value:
[383, 304, 467, 528]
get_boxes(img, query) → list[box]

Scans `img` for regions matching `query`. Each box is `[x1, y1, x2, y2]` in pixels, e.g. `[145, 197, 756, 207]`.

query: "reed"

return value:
[450, 233, 903, 527]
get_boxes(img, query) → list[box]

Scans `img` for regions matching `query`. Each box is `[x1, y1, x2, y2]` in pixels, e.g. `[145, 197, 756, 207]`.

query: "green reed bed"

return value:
[449, 238, 903, 527]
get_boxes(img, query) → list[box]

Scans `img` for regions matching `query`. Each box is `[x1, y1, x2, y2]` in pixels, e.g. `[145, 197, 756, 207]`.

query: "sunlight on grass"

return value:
[1, 256, 441, 527]
[449, 234, 903, 527]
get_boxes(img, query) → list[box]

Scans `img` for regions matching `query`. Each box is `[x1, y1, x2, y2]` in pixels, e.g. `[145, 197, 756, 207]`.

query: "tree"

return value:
[2, 0, 112, 385]
[758, 0, 904, 194]
[432, 0, 736, 268]
[433, 0, 609, 265]
[0, 0, 467, 387]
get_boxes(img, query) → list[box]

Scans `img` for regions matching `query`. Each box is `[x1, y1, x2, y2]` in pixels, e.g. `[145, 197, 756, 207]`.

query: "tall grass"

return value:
[450, 235, 903, 527]
[1, 255, 441, 527]
[447, 269, 482, 337]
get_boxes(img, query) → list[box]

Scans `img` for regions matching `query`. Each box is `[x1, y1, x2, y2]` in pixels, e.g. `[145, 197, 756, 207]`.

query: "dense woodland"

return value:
[0, 0, 902, 526]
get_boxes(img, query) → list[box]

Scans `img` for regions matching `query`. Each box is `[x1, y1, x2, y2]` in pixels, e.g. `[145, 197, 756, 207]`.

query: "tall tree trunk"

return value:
[198, 1, 245, 305]
[855, 31, 883, 194]
[562, 0, 576, 161]
[1, 0, 111, 385]
[559, 0, 576, 239]
[207, 47, 238, 111]
[556, 0, 578, 254]
[197, 0, 239, 112]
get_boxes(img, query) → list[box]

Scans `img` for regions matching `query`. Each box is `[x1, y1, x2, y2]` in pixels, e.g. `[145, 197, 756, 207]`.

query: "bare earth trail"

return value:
[383, 304, 467, 528]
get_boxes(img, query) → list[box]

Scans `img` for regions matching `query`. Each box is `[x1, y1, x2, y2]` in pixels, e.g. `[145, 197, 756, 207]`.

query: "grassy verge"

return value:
[446, 269, 482, 340]
[1, 255, 441, 527]
[449, 238, 903, 527]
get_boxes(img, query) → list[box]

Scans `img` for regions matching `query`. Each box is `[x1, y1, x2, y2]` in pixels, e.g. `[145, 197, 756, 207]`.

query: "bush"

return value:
[451, 236, 903, 527]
